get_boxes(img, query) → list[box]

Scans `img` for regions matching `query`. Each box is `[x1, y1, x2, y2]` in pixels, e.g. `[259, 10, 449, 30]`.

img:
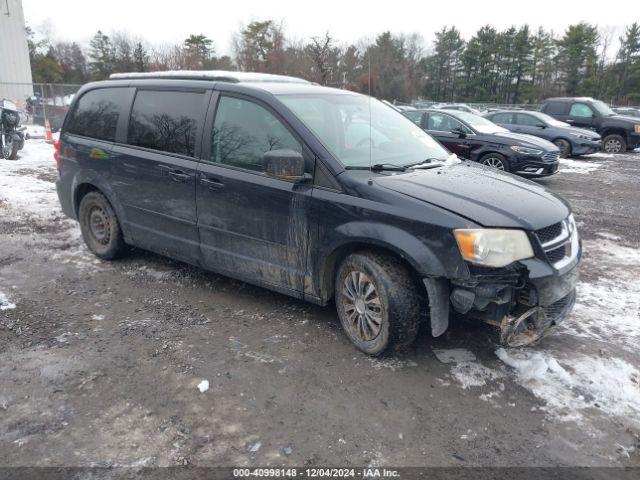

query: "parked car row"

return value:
[406, 97, 640, 157]
[403, 108, 560, 177]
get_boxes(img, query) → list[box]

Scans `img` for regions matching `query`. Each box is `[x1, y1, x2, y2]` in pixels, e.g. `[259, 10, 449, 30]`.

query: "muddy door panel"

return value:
[196, 163, 311, 294]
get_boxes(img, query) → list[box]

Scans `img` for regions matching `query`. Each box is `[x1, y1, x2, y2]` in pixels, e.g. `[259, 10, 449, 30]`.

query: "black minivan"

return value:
[55, 71, 581, 354]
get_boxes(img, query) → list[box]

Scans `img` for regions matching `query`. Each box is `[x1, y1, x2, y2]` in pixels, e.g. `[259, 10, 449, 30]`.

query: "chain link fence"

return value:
[0, 82, 82, 133]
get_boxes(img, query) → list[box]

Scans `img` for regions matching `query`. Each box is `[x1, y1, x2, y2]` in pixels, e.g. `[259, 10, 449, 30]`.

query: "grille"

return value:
[535, 223, 562, 244]
[542, 152, 559, 162]
[546, 245, 566, 263]
[542, 290, 576, 324]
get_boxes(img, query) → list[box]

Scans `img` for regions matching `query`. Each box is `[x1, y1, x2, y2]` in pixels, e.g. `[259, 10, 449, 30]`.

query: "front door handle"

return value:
[200, 177, 225, 190]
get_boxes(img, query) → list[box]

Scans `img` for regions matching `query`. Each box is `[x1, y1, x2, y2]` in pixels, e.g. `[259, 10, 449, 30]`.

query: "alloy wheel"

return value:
[341, 271, 383, 341]
[482, 157, 505, 170]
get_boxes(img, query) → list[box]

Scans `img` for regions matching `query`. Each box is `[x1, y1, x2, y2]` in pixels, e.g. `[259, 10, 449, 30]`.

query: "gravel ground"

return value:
[0, 141, 639, 467]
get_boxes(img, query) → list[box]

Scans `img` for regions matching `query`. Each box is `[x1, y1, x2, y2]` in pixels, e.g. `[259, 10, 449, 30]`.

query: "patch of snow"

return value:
[559, 158, 603, 174]
[0, 292, 16, 310]
[91, 314, 105, 321]
[450, 361, 503, 389]
[248, 441, 261, 453]
[562, 240, 640, 348]
[432, 348, 476, 364]
[197, 380, 209, 393]
[595, 231, 621, 241]
[496, 348, 640, 425]
[368, 357, 418, 371]
[24, 124, 45, 138]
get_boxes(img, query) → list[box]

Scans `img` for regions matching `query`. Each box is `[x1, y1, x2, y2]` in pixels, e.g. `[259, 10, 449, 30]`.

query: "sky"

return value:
[22, 0, 636, 54]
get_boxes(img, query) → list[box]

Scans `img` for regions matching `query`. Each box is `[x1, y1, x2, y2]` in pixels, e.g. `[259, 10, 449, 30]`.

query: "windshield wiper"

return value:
[405, 158, 445, 169]
[370, 163, 408, 171]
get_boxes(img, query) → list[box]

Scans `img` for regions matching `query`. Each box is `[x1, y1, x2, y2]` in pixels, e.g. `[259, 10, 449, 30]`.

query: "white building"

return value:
[0, 0, 34, 104]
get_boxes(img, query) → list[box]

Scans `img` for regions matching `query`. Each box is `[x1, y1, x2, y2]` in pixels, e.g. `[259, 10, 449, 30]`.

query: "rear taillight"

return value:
[54, 140, 60, 169]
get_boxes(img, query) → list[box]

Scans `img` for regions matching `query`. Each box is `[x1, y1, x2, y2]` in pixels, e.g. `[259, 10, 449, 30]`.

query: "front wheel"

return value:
[480, 153, 508, 171]
[553, 138, 572, 158]
[334, 252, 421, 356]
[1, 134, 18, 160]
[78, 191, 126, 260]
[602, 134, 626, 154]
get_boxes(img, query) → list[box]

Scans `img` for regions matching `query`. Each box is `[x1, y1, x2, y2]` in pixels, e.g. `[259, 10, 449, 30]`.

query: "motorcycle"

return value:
[1, 99, 25, 160]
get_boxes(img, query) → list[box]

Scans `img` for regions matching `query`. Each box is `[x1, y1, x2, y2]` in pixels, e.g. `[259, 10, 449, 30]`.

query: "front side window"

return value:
[515, 114, 542, 126]
[211, 96, 302, 172]
[569, 103, 594, 118]
[127, 90, 206, 157]
[491, 113, 514, 124]
[66, 88, 128, 141]
[427, 113, 466, 132]
[279, 94, 449, 169]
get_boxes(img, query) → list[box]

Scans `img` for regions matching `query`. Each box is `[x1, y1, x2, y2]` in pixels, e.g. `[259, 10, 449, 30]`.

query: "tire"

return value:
[602, 134, 626, 154]
[1, 135, 18, 160]
[480, 153, 509, 171]
[334, 251, 421, 356]
[553, 138, 571, 158]
[78, 191, 126, 260]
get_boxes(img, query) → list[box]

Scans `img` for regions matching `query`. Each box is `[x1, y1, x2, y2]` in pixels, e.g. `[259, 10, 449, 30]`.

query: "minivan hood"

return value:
[488, 131, 558, 151]
[376, 162, 569, 230]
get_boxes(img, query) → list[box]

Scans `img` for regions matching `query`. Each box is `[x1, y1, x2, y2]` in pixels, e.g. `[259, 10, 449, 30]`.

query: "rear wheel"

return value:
[334, 252, 421, 356]
[553, 138, 571, 158]
[480, 153, 508, 171]
[1, 135, 18, 160]
[602, 134, 626, 154]
[78, 191, 126, 260]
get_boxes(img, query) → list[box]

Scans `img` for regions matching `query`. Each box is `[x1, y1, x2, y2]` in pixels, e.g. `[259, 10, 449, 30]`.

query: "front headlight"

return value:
[510, 145, 543, 155]
[635, 125, 640, 134]
[454, 229, 534, 268]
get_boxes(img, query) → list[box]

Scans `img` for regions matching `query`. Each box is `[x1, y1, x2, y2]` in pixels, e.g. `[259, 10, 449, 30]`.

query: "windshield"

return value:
[533, 111, 569, 127]
[449, 110, 508, 134]
[278, 93, 450, 168]
[592, 100, 615, 116]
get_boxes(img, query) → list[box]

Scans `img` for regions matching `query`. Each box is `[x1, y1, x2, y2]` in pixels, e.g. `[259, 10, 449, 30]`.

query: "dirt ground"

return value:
[1, 141, 639, 468]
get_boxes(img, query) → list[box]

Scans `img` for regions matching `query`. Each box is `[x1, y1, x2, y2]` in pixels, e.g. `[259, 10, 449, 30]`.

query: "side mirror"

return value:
[451, 127, 467, 138]
[536, 123, 547, 129]
[264, 149, 308, 182]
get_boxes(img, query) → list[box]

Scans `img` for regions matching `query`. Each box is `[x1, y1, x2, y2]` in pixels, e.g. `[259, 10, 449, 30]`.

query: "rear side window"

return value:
[127, 90, 206, 157]
[403, 111, 424, 126]
[491, 113, 513, 124]
[211, 96, 302, 172]
[544, 101, 568, 115]
[66, 88, 128, 141]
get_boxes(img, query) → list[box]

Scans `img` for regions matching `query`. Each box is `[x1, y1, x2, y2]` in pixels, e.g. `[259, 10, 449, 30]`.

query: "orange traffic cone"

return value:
[44, 119, 54, 144]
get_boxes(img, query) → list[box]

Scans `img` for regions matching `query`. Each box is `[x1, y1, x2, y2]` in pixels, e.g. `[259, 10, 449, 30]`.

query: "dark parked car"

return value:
[403, 109, 560, 177]
[55, 71, 581, 354]
[613, 107, 640, 119]
[484, 110, 601, 158]
[540, 97, 640, 153]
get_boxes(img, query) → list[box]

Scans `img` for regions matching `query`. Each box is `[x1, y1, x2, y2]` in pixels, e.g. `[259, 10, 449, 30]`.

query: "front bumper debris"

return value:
[448, 262, 579, 347]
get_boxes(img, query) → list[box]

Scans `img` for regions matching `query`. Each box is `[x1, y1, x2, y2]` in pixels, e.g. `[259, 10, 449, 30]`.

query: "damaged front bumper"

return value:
[425, 257, 580, 347]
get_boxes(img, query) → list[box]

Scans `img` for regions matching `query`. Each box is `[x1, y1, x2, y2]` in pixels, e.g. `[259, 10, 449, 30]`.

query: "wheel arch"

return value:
[71, 177, 131, 241]
[316, 224, 450, 304]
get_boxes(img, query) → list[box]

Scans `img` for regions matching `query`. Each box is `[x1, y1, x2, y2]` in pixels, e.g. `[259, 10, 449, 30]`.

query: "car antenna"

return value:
[368, 50, 373, 185]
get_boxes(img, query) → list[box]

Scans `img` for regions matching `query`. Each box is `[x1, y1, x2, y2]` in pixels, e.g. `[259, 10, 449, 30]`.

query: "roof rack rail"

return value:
[108, 70, 309, 84]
